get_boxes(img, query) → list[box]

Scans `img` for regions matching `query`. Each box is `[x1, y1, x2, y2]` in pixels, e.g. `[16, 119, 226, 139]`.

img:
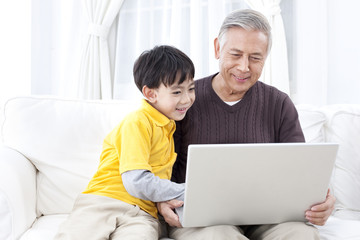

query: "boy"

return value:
[55, 45, 195, 239]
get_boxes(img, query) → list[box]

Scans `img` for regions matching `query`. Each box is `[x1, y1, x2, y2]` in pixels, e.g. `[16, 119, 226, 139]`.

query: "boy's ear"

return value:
[142, 85, 157, 103]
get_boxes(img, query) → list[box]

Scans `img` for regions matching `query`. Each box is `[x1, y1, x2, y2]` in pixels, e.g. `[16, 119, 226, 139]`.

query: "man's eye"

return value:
[250, 57, 262, 61]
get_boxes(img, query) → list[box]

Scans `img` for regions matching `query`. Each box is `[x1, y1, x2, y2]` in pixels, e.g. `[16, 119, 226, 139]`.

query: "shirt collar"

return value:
[141, 99, 175, 128]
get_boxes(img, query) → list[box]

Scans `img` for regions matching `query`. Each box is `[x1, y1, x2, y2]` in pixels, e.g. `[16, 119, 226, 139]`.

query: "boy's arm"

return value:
[122, 169, 185, 202]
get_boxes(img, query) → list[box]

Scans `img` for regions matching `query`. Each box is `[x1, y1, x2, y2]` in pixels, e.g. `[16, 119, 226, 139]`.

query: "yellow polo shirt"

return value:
[83, 99, 177, 218]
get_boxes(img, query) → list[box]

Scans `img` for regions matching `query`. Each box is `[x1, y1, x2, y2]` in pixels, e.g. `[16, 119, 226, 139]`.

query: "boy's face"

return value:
[149, 78, 195, 121]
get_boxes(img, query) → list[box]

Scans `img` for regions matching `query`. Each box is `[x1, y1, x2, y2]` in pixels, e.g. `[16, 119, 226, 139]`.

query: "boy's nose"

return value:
[181, 92, 192, 104]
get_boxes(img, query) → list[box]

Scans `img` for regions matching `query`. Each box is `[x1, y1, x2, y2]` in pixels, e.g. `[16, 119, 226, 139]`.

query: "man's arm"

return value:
[278, 95, 305, 143]
[122, 169, 185, 202]
[279, 96, 336, 225]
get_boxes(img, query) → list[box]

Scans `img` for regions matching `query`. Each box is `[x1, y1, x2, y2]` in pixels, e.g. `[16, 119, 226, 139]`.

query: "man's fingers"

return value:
[310, 194, 335, 212]
[305, 189, 336, 226]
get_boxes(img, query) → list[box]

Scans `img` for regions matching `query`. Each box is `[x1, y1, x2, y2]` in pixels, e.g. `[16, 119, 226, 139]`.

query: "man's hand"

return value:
[157, 199, 183, 228]
[305, 189, 336, 226]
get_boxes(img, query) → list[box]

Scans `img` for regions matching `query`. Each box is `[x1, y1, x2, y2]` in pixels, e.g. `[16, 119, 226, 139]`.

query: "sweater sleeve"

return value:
[278, 95, 305, 143]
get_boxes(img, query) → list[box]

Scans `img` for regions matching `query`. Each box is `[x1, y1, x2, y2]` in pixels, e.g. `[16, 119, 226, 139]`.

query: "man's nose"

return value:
[236, 56, 250, 72]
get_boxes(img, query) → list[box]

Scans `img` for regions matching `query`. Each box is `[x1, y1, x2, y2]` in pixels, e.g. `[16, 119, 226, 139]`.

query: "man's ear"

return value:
[142, 85, 157, 103]
[214, 37, 220, 59]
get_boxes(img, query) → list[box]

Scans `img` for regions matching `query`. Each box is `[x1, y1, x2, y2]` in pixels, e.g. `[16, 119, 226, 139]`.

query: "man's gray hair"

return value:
[218, 9, 272, 54]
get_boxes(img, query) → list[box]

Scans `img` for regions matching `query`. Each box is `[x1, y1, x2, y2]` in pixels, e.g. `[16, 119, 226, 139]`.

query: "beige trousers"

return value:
[54, 194, 160, 240]
[168, 222, 320, 240]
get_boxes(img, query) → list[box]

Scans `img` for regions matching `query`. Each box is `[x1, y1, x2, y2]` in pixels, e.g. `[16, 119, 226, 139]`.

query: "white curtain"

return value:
[245, 0, 290, 95]
[78, 0, 125, 99]
[291, 0, 360, 105]
[113, 0, 249, 100]
[27, 0, 360, 105]
[0, 1, 31, 105]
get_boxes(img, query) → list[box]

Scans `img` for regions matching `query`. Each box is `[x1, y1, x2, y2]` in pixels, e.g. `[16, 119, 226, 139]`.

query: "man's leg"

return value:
[168, 225, 248, 240]
[245, 222, 320, 240]
[158, 215, 170, 238]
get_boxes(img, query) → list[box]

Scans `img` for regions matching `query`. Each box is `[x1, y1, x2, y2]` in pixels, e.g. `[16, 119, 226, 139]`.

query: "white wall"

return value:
[31, 0, 52, 95]
[291, 0, 360, 105]
[1, 1, 360, 106]
[0, 1, 31, 105]
[31, 0, 86, 97]
[327, 0, 360, 104]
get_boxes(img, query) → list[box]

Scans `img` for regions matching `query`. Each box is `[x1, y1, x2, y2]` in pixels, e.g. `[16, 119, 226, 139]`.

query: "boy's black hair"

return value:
[133, 45, 195, 91]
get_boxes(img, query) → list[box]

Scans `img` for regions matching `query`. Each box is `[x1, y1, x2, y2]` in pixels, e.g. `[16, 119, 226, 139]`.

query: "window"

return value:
[113, 0, 250, 100]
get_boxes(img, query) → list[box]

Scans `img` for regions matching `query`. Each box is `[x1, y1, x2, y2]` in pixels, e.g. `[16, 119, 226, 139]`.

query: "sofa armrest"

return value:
[0, 146, 37, 240]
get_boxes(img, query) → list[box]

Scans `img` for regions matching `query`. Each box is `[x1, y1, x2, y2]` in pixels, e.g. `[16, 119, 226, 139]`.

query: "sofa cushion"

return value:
[0, 146, 37, 239]
[2, 96, 141, 216]
[19, 214, 174, 240]
[322, 105, 360, 220]
[19, 214, 67, 240]
[1, 103, 5, 146]
[316, 216, 360, 240]
[296, 105, 326, 143]
[0, 191, 11, 240]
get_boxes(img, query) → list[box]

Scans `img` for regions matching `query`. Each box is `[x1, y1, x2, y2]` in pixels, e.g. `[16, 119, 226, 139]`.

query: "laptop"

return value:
[177, 143, 338, 227]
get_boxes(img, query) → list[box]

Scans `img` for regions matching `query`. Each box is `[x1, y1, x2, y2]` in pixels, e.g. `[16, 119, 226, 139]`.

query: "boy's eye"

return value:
[189, 87, 195, 92]
[172, 91, 181, 95]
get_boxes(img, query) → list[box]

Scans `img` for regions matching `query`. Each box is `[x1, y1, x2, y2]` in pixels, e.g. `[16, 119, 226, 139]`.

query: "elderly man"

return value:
[157, 9, 335, 240]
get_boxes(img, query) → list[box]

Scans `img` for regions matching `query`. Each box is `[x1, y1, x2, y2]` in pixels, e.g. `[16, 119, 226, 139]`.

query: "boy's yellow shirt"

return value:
[83, 99, 177, 218]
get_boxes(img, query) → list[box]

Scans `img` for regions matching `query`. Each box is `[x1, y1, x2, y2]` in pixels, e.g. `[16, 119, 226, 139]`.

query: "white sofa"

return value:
[0, 96, 359, 240]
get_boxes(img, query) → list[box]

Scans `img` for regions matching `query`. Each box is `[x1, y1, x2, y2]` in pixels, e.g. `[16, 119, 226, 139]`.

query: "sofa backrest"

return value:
[296, 105, 327, 143]
[0, 104, 4, 146]
[321, 105, 360, 220]
[2, 96, 359, 221]
[2, 96, 140, 216]
[297, 104, 360, 221]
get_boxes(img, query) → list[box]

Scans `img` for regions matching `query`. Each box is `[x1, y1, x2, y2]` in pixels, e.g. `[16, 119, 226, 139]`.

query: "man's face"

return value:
[214, 27, 268, 99]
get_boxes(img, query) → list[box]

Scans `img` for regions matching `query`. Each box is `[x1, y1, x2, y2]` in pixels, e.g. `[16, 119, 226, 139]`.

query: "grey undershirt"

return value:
[122, 169, 185, 202]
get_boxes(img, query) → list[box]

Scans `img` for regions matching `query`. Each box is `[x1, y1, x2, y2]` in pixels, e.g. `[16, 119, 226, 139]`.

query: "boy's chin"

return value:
[172, 114, 187, 121]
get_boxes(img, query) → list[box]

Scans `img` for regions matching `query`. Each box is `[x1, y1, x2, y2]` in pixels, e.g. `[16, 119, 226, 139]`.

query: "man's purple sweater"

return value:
[172, 73, 305, 183]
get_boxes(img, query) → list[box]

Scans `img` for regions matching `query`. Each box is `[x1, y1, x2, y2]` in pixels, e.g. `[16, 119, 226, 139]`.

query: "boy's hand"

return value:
[157, 199, 183, 228]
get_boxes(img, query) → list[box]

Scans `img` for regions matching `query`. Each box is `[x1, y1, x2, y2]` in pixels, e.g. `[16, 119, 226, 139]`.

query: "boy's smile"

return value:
[176, 107, 188, 114]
